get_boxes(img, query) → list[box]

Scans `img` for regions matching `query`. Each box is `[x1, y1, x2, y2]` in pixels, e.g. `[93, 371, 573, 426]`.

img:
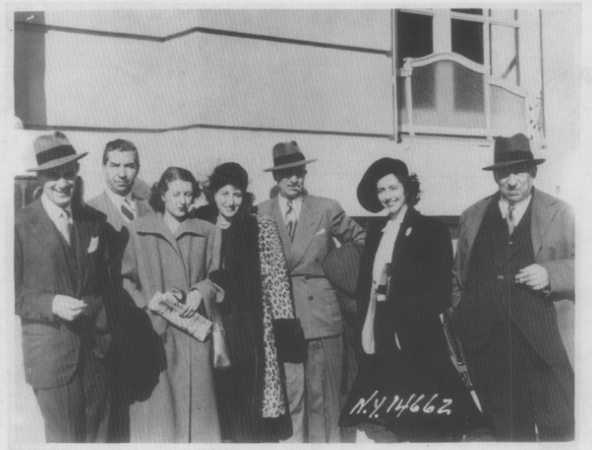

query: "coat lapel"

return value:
[136, 212, 182, 257]
[530, 189, 557, 259]
[289, 196, 322, 269]
[270, 198, 293, 256]
[390, 207, 418, 273]
[27, 201, 65, 252]
[464, 196, 493, 258]
[100, 191, 126, 232]
[72, 209, 95, 296]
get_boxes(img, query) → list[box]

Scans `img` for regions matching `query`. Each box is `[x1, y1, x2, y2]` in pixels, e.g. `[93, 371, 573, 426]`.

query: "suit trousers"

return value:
[280, 335, 343, 443]
[466, 321, 574, 442]
[34, 341, 110, 443]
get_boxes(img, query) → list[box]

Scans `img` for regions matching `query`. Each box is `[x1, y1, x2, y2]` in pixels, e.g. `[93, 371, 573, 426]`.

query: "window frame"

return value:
[392, 8, 526, 139]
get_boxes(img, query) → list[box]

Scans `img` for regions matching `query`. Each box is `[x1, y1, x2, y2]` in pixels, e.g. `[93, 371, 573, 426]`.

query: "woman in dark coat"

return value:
[340, 158, 482, 442]
[193, 162, 293, 443]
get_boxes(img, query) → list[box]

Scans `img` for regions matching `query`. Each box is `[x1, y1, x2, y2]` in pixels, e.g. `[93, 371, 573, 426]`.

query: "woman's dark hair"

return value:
[149, 166, 200, 213]
[398, 172, 422, 207]
[206, 162, 255, 219]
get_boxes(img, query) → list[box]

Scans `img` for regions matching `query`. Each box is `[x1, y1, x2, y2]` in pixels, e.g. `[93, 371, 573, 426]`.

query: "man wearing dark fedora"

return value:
[452, 133, 574, 441]
[257, 141, 365, 443]
[15, 131, 112, 442]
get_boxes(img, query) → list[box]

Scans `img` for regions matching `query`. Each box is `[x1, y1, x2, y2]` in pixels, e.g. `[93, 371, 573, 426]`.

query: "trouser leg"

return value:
[34, 344, 109, 443]
[280, 362, 305, 443]
[306, 335, 343, 443]
[83, 348, 110, 443]
[34, 374, 85, 443]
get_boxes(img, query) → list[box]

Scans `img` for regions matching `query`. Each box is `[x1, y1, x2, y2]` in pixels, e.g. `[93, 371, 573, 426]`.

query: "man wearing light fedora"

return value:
[452, 133, 574, 441]
[257, 141, 365, 443]
[15, 131, 112, 442]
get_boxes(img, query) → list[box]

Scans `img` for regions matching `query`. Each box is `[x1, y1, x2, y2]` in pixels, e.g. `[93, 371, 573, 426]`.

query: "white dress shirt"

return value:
[105, 188, 137, 222]
[41, 193, 73, 243]
[498, 194, 532, 227]
[277, 194, 302, 224]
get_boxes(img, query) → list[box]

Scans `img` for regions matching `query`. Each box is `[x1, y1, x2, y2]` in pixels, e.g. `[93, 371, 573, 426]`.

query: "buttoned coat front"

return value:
[452, 188, 575, 366]
[121, 212, 223, 443]
[257, 194, 365, 339]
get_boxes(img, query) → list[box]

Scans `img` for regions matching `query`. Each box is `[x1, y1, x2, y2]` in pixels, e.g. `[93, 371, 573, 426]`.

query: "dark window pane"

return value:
[451, 19, 484, 64]
[396, 12, 433, 68]
[454, 63, 484, 111]
[451, 9, 483, 15]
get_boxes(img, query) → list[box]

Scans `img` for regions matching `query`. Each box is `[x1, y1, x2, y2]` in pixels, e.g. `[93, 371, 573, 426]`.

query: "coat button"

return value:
[304, 275, 310, 280]
[315, 258, 319, 263]
[497, 275, 504, 280]
[308, 296, 314, 301]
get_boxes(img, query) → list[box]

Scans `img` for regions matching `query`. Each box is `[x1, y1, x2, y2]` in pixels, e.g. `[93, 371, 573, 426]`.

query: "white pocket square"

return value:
[315, 228, 326, 236]
[87, 236, 99, 253]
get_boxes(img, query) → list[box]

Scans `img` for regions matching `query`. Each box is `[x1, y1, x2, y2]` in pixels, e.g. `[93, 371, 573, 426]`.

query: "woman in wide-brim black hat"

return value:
[339, 158, 483, 442]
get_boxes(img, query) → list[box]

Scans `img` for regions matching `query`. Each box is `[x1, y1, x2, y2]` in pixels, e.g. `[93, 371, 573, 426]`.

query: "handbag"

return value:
[272, 318, 307, 364]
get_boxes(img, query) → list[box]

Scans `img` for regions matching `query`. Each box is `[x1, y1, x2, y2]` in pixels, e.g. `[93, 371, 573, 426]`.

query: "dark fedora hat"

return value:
[357, 158, 409, 213]
[482, 133, 545, 171]
[263, 141, 317, 172]
[27, 131, 87, 172]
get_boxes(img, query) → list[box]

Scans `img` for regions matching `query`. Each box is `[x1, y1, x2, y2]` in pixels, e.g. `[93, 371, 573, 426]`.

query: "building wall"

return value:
[14, 8, 579, 217]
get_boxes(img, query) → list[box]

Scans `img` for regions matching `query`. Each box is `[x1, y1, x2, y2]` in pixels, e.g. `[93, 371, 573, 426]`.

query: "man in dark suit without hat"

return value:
[257, 141, 365, 443]
[452, 133, 574, 441]
[15, 131, 112, 442]
[87, 139, 151, 442]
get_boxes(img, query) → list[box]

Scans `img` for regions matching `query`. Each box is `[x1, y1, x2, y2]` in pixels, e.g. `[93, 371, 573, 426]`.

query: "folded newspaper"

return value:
[148, 289, 212, 342]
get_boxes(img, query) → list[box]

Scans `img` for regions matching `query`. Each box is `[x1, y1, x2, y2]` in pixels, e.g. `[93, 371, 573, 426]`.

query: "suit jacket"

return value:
[88, 190, 152, 259]
[356, 207, 453, 363]
[257, 194, 365, 339]
[452, 188, 575, 365]
[15, 199, 112, 389]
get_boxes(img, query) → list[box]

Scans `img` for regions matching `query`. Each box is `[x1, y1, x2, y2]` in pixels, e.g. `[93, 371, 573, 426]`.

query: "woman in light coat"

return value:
[121, 166, 224, 443]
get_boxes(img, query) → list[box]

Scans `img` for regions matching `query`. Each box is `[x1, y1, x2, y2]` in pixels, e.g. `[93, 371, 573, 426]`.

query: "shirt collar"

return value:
[41, 192, 72, 222]
[498, 193, 532, 220]
[105, 188, 136, 210]
[278, 194, 302, 217]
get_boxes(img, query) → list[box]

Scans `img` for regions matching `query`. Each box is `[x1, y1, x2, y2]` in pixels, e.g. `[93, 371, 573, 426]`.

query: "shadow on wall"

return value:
[14, 11, 47, 126]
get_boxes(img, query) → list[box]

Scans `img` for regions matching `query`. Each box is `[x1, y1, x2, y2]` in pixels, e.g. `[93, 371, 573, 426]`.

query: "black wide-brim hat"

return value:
[27, 131, 87, 172]
[482, 133, 545, 171]
[263, 141, 317, 172]
[357, 158, 409, 213]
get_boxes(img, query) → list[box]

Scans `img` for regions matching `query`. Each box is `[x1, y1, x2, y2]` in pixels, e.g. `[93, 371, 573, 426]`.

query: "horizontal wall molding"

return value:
[15, 21, 390, 56]
[23, 122, 393, 139]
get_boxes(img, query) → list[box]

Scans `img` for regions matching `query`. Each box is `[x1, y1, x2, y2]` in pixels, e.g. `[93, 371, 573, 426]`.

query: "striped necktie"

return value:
[121, 198, 135, 222]
[506, 204, 516, 235]
[286, 200, 297, 241]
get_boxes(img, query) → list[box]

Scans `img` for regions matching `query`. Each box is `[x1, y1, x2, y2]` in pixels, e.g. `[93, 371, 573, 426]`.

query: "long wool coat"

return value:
[121, 212, 223, 443]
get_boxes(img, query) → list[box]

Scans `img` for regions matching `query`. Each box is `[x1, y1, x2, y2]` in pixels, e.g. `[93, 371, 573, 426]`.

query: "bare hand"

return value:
[52, 295, 87, 321]
[515, 264, 549, 291]
[179, 289, 203, 318]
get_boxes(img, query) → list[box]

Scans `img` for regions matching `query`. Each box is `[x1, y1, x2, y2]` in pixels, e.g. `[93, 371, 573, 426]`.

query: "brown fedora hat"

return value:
[27, 131, 87, 172]
[482, 133, 545, 171]
[263, 141, 317, 172]
[357, 158, 409, 213]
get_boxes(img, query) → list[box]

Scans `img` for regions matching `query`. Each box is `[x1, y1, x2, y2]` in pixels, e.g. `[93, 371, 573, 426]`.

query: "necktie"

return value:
[286, 200, 297, 241]
[507, 204, 516, 235]
[121, 198, 135, 222]
[58, 210, 72, 245]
